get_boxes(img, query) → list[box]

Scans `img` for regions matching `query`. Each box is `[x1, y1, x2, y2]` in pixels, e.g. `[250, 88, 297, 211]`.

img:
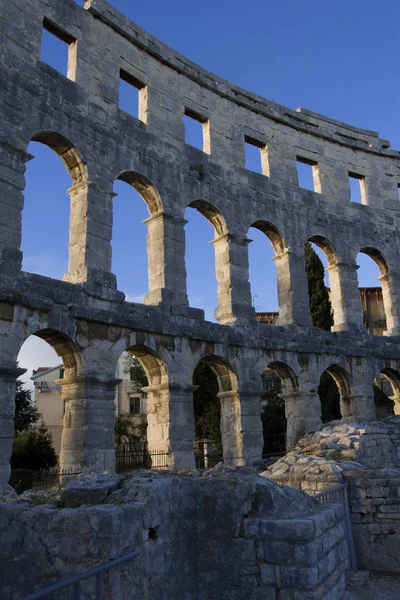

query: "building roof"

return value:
[31, 364, 63, 380]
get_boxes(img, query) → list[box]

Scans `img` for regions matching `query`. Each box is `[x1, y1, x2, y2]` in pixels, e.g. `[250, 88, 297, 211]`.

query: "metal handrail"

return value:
[22, 550, 140, 600]
[314, 484, 357, 572]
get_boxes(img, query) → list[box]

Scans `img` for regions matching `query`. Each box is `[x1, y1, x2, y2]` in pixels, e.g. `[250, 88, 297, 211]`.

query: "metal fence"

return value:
[21, 550, 140, 600]
[314, 483, 357, 572]
[115, 448, 170, 471]
[194, 452, 285, 469]
[10, 468, 82, 493]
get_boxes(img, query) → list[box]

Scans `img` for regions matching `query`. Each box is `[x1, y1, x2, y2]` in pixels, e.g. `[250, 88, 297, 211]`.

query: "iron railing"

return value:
[194, 452, 285, 469]
[10, 467, 81, 493]
[116, 448, 170, 471]
[21, 550, 140, 600]
[314, 483, 357, 572]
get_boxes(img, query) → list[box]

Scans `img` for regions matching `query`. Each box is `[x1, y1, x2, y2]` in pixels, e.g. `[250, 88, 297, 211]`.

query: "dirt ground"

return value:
[345, 572, 400, 600]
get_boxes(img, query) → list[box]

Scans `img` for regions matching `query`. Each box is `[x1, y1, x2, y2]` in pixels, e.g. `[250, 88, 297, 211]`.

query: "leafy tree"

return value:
[14, 379, 40, 434]
[305, 242, 333, 331]
[193, 362, 221, 444]
[122, 353, 148, 390]
[115, 413, 147, 451]
[304, 243, 341, 421]
[11, 422, 57, 471]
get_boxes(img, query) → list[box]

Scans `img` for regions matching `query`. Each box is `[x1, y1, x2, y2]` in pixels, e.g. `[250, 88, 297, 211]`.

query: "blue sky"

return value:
[18, 0, 397, 380]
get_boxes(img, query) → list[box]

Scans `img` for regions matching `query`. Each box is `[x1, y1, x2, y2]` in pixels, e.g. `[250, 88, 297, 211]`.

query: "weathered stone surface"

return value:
[1, 0, 400, 484]
[0, 472, 347, 599]
[264, 421, 400, 574]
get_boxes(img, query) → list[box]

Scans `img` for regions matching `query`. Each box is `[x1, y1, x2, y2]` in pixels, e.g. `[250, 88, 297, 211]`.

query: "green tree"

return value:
[115, 413, 147, 451]
[304, 243, 340, 421]
[305, 242, 333, 331]
[11, 422, 57, 471]
[193, 362, 221, 444]
[14, 379, 40, 434]
[122, 353, 148, 390]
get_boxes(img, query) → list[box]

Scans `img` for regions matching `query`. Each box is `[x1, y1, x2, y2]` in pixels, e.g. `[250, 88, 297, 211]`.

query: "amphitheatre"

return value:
[1, 1, 400, 598]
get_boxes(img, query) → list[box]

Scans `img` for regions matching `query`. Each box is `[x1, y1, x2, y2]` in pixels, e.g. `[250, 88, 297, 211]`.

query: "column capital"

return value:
[143, 211, 188, 227]
[0, 366, 26, 379]
[211, 232, 248, 247]
[0, 141, 34, 164]
[142, 383, 198, 393]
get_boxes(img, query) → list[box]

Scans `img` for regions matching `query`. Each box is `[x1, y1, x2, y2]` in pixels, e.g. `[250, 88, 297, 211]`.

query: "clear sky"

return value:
[18, 0, 397, 385]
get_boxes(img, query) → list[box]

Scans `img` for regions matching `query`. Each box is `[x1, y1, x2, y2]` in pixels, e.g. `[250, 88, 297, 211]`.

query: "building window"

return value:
[129, 397, 141, 415]
[183, 108, 211, 153]
[244, 136, 269, 175]
[119, 70, 147, 122]
[349, 172, 366, 204]
[296, 157, 320, 192]
[40, 18, 77, 79]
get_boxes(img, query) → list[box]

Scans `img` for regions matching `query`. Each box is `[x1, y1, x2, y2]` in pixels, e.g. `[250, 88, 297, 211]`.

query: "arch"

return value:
[357, 246, 391, 335]
[187, 200, 227, 236]
[198, 354, 238, 392]
[308, 235, 338, 268]
[126, 344, 168, 387]
[30, 131, 87, 185]
[264, 360, 298, 392]
[359, 246, 389, 275]
[117, 171, 163, 215]
[251, 220, 286, 255]
[318, 364, 352, 422]
[374, 367, 400, 417]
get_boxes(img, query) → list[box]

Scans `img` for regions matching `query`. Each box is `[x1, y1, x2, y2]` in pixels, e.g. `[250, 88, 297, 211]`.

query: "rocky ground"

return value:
[345, 573, 400, 599]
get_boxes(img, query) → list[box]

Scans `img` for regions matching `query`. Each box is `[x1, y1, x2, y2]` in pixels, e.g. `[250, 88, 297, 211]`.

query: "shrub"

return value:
[10, 422, 58, 471]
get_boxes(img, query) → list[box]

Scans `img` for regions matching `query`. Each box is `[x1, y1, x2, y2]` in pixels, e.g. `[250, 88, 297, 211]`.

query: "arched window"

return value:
[192, 355, 238, 465]
[318, 365, 351, 422]
[374, 368, 400, 419]
[113, 172, 162, 302]
[357, 248, 388, 335]
[184, 201, 226, 321]
[248, 221, 285, 324]
[305, 236, 336, 331]
[22, 133, 85, 279]
[16, 329, 79, 468]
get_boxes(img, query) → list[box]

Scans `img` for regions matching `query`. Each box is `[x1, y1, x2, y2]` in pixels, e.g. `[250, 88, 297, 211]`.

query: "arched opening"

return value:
[192, 355, 238, 465]
[357, 248, 388, 335]
[261, 362, 294, 453]
[318, 365, 351, 423]
[248, 221, 284, 323]
[115, 344, 169, 469]
[373, 368, 399, 419]
[113, 172, 162, 301]
[305, 236, 335, 331]
[13, 329, 79, 484]
[184, 201, 226, 321]
[22, 132, 86, 279]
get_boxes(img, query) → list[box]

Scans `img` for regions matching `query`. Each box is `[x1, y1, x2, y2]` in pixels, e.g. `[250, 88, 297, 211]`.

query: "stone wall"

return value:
[265, 420, 400, 573]
[2, 0, 400, 484]
[0, 470, 348, 600]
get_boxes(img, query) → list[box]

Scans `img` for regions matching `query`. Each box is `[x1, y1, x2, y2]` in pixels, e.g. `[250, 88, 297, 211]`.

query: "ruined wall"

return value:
[0, 471, 348, 600]
[266, 420, 400, 573]
[1, 0, 400, 482]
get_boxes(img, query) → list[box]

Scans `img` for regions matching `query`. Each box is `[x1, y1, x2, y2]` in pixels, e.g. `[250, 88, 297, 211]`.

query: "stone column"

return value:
[280, 391, 304, 449]
[0, 366, 26, 487]
[0, 144, 32, 276]
[347, 387, 376, 421]
[218, 390, 263, 465]
[273, 249, 312, 327]
[59, 377, 118, 473]
[63, 181, 116, 289]
[144, 383, 196, 468]
[212, 233, 255, 325]
[379, 270, 400, 336]
[326, 261, 365, 332]
[298, 390, 323, 434]
[143, 212, 189, 306]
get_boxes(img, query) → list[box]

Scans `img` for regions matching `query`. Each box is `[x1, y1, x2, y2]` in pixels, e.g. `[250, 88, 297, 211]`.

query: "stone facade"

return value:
[1, 0, 400, 484]
[265, 419, 400, 573]
[0, 470, 348, 599]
